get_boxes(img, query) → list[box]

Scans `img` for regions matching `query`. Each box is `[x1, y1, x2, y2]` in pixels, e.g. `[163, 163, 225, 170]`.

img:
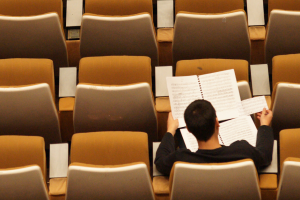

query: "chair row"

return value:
[1, 53, 300, 147]
[2, 0, 300, 77]
[2, 128, 300, 200]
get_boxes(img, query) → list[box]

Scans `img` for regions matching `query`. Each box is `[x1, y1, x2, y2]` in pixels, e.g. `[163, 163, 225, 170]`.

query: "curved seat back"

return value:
[170, 159, 260, 200]
[66, 162, 154, 200]
[80, 13, 158, 73]
[0, 13, 68, 75]
[173, 11, 250, 72]
[265, 10, 300, 73]
[73, 83, 157, 143]
[0, 84, 61, 147]
[0, 165, 49, 200]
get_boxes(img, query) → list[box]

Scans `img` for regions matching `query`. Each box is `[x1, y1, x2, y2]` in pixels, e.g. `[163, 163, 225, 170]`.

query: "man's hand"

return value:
[257, 108, 273, 126]
[167, 112, 179, 136]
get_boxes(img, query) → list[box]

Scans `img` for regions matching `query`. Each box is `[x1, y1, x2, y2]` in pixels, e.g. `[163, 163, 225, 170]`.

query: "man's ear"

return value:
[215, 118, 220, 128]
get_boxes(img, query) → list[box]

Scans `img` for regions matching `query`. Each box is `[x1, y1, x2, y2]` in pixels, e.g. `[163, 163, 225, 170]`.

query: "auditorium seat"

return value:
[265, 10, 300, 73]
[0, 84, 61, 147]
[73, 83, 157, 144]
[158, 0, 245, 66]
[277, 157, 300, 200]
[0, 0, 68, 76]
[273, 129, 300, 199]
[169, 159, 261, 200]
[49, 131, 152, 199]
[0, 166, 49, 200]
[80, 0, 158, 73]
[172, 10, 250, 73]
[65, 162, 155, 200]
[59, 56, 153, 142]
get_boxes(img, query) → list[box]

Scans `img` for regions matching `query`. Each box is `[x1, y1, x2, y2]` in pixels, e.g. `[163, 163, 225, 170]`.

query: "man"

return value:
[155, 100, 273, 175]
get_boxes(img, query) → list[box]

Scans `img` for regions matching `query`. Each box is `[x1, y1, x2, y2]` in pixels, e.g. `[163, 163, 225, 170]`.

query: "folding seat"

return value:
[169, 159, 261, 200]
[59, 56, 153, 142]
[80, 0, 158, 73]
[0, 0, 68, 76]
[0, 59, 61, 147]
[277, 128, 300, 199]
[66, 163, 155, 200]
[265, 10, 300, 73]
[73, 83, 157, 145]
[158, 0, 245, 66]
[266, 54, 300, 139]
[0, 135, 49, 199]
[265, 0, 300, 72]
[52, 131, 152, 199]
[172, 10, 250, 72]
[277, 158, 300, 200]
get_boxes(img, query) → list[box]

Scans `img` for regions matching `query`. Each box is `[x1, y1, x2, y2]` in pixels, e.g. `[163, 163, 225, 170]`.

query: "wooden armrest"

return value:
[153, 176, 170, 194]
[59, 97, 75, 142]
[49, 178, 67, 196]
[259, 174, 278, 190]
[157, 28, 173, 42]
[249, 26, 266, 41]
[156, 97, 171, 112]
[265, 96, 271, 109]
[59, 97, 75, 111]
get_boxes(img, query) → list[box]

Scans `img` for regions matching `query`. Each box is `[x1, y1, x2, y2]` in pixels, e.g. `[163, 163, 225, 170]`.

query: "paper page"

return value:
[247, 0, 265, 26]
[180, 128, 199, 152]
[157, 1, 174, 28]
[199, 70, 240, 121]
[59, 67, 77, 97]
[50, 143, 69, 178]
[237, 101, 247, 117]
[155, 66, 173, 97]
[153, 142, 163, 176]
[219, 116, 257, 147]
[241, 96, 269, 116]
[259, 140, 278, 173]
[251, 64, 271, 96]
[166, 76, 202, 120]
[66, 0, 83, 27]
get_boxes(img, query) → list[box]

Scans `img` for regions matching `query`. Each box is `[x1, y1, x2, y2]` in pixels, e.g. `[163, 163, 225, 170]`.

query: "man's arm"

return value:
[154, 112, 179, 175]
[255, 108, 274, 167]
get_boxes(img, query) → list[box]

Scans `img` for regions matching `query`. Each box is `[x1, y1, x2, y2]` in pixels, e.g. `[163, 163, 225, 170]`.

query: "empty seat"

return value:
[73, 83, 157, 143]
[0, 13, 68, 76]
[66, 162, 154, 200]
[173, 10, 250, 72]
[80, 13, 158, 73]
[0, 84, 61, 147]
[170, 159, 260, 200]
[0, 165, 49, 200]
[265, 10, 300, 72]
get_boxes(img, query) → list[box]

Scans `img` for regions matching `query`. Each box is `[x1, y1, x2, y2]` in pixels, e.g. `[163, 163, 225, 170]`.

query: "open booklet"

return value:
[167, 69, 240, 127]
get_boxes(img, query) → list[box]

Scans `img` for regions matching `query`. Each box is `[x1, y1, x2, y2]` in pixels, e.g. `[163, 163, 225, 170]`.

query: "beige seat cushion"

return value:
[79, 56, 152, 87]
[70, 131, 150, 172]
[175, 0, 244, 15]
[85, 0, 153, 19]
[0, 135, 46, 180]
[0, 58, 55, 100]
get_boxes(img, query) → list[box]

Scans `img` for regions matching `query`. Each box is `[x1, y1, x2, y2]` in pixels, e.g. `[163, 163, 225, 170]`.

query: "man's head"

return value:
[184, 100, 217, 142]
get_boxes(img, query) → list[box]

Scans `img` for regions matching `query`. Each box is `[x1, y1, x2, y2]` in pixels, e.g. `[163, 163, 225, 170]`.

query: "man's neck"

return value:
[197, 132, 221, 150]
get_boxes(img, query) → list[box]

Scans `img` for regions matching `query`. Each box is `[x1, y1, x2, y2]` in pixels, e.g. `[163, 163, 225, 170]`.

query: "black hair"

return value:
[184, 100, 217, 142]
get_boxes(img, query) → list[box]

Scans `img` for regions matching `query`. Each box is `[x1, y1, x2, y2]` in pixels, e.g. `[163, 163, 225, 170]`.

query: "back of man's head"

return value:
[184, 100, 217, 142]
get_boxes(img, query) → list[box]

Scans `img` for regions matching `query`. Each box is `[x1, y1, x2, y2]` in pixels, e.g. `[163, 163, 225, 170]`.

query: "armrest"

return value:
[59, 97, 75, 142]
[156, 97, 171, 112]
[66, 40, 80, 67]
[265, 96, 272, 109]
[153, 176, 170, 195]
[157, 28, 173, 43]
[49, 178, 67, 196]
[249, 26, 266, 41]
[259, 174, 277, 190]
